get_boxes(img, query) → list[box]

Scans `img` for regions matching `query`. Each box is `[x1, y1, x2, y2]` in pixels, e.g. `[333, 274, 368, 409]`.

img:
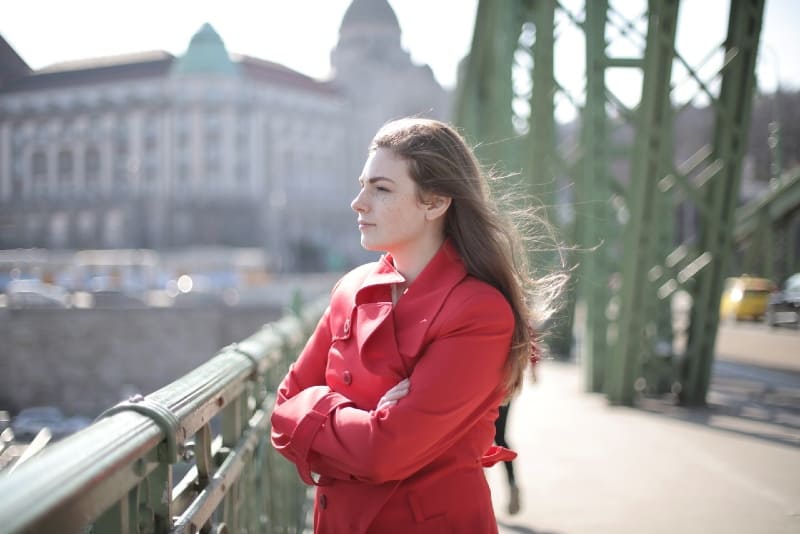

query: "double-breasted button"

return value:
[343, 318, 351, 335]
[342, 370, 352, 385]
[319, 494, 328, 509]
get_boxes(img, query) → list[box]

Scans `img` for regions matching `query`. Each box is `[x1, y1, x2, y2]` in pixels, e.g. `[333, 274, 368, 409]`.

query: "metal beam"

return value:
[680, 0, 765, 405]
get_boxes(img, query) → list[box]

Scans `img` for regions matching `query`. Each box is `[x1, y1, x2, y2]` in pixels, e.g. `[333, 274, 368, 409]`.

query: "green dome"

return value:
[172, 23, 238, 76]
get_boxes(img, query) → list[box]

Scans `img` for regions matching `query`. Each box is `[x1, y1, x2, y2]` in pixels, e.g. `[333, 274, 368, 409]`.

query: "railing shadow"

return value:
[637, 359, 800, 448]
[497, 520, 562, 534]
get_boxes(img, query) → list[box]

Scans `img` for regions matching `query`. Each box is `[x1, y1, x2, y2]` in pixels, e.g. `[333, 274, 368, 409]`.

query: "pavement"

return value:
[486, 356, 800, 534]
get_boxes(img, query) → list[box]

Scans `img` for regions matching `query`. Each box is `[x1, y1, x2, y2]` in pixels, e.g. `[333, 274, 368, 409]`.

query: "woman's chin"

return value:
[360, 238, 382, 252]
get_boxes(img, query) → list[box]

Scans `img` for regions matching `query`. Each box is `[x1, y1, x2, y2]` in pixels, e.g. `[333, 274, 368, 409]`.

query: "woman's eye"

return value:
[376, 186, 389, 192]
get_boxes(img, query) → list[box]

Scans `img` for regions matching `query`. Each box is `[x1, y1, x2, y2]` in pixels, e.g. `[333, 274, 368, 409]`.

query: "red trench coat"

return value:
[271, 240, 516, 533]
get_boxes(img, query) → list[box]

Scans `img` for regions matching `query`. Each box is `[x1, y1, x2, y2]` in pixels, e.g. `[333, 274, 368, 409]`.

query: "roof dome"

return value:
[340, 0, 400, 31]
[172, 23, 238, 77]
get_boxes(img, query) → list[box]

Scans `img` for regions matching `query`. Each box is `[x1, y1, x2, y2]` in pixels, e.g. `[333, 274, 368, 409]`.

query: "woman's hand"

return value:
[376, 378, 410, 411]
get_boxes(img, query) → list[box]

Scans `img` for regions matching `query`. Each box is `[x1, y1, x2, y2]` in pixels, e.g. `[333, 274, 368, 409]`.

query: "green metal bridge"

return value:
[1, 0, 798, 532]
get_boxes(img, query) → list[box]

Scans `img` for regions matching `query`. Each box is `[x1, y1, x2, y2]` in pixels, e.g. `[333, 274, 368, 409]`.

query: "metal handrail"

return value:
[0, 298, 326, 533]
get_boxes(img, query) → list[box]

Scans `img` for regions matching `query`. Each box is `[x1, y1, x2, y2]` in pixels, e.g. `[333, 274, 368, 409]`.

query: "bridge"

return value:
[1, 0, 799, 532]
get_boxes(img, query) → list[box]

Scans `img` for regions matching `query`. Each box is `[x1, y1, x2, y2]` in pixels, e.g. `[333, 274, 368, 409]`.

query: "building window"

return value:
[176, 160, 190, 185]
[58, 150, 74, 192]
[104, 210, 124, 247]
[35, 122, 49, 144]
[32, 151, 48, 196]
[205, 156, 220, 188]
[62, 118, 76, 137]
[49, 212, 68, 248]
[174, 112, 189, 146]
[12, 177, 23, 199]
[112, 116, 130, 191]
[114, 138, 129, 192]
[205, 112, 221, 131]
[144, 112, 159, 187]
[143, 146, 159, 188]
[236, 162, 249, 185]
[89, 115, 104, 141]
[78, 210, 94, 240]
[26, 215, 43, 243]
[12, 126, 26, 148]
[85, 146, 101, 191]
[236, 113, 249, 146]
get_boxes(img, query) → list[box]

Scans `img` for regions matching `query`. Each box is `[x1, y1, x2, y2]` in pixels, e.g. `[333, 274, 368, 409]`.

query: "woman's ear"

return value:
[424, 194, 452, 221]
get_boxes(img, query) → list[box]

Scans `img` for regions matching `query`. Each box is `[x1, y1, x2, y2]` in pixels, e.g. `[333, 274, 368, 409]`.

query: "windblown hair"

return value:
[371, 117, 557, 399]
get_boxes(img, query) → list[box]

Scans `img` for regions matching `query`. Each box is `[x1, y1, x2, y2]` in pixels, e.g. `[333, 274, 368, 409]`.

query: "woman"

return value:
[271, 118, 541, 533]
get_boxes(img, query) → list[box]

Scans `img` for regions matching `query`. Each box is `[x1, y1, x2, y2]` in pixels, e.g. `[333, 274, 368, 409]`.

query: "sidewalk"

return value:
[487, 360, 800, 534]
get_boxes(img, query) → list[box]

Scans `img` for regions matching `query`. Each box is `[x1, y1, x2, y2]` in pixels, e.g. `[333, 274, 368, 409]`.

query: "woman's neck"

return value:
[390, 234, 445, 284]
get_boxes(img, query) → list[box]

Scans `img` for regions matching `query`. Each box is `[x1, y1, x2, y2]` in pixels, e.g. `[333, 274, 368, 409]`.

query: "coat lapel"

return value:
[393, 241, 467, 359]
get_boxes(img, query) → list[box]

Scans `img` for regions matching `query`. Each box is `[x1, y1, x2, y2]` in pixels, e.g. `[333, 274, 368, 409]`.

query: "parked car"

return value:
[719, 275, 775, 321]
[5, 279, 70, 309]
[766, 273, 800, 327]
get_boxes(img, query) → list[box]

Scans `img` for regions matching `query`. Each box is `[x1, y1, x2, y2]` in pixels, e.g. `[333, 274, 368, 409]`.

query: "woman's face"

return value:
[351, 148, 432, 255]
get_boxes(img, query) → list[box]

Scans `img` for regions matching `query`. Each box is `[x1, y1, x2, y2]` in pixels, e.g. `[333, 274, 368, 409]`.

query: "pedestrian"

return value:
[494, 402, 521, 515]
[494, 343, 540, 516]
[271, 117, 557, 533]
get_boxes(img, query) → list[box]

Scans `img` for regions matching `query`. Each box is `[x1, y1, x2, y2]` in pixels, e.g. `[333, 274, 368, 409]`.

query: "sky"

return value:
[0, 0, 478, 89]
[0, 0, 797, 104]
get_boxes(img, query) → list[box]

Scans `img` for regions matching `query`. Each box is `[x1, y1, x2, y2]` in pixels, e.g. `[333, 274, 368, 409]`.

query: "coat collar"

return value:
[357, 239, 467, 299]
[351, 240, 468, 368]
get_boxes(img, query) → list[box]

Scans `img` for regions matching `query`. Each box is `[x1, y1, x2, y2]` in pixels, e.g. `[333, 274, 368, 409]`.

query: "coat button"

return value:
[343, 318, 351, 335]
[342, 370, 352, 385]
[319, 494, 328, 509]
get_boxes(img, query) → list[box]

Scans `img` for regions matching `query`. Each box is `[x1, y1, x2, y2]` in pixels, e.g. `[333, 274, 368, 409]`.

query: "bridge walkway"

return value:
[489, 336, 800, 534]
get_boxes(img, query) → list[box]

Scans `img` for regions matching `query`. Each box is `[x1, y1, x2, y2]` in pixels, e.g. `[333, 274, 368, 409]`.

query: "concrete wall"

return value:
[0, 306, 283, 417]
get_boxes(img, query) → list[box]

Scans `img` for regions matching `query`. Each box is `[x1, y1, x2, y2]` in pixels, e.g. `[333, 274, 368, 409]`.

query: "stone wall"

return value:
[0, 306, 283, 417]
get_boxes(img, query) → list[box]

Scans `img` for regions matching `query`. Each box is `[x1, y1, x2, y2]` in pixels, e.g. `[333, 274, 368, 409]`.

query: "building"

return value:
[0, 0, 450, 271]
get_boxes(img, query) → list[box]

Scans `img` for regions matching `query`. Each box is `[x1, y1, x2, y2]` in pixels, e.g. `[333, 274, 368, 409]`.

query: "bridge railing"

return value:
[0, 298, 326, 534]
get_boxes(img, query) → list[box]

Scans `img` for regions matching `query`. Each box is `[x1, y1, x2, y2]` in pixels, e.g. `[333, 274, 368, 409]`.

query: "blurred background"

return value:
[0, 1, 798, 528]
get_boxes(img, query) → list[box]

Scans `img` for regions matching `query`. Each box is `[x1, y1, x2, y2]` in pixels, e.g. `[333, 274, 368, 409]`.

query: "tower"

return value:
[331, 0, 450, 192]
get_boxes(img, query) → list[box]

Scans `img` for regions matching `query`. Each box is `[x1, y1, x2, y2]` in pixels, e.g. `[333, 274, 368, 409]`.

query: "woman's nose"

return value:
[351, 189, 367, 213]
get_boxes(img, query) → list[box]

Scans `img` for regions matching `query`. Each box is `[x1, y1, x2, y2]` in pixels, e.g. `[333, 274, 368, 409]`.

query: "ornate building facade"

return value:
[0, 0, 449, 270]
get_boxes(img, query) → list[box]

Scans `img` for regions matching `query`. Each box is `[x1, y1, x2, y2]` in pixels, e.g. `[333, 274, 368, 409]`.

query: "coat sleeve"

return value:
[271, 288, 513, 484]
[272, 305, 363, 483]
[274, 305, 333, 405]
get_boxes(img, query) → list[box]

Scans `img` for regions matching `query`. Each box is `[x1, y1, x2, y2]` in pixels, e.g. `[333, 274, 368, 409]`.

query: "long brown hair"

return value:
[371, 117, 547, 398]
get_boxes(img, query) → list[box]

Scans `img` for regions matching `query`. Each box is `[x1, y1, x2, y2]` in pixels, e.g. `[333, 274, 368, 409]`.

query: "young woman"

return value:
[271, 118, 543, 533]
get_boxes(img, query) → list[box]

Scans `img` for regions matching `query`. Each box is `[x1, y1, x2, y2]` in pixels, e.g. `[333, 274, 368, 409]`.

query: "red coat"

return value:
[271, 241, 516, 533]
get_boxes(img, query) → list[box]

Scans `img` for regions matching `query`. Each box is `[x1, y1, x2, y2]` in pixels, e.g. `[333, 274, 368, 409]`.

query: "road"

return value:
[715, 320, 800, 373]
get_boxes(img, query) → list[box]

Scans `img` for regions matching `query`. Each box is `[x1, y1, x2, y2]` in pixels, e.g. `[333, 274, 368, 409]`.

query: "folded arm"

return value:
[271, 290, 513, 484]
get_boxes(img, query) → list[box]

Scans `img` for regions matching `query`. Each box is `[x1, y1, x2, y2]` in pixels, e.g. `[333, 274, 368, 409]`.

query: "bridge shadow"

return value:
[496, 520, 562, 534]
[637, 359, 800, 448]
